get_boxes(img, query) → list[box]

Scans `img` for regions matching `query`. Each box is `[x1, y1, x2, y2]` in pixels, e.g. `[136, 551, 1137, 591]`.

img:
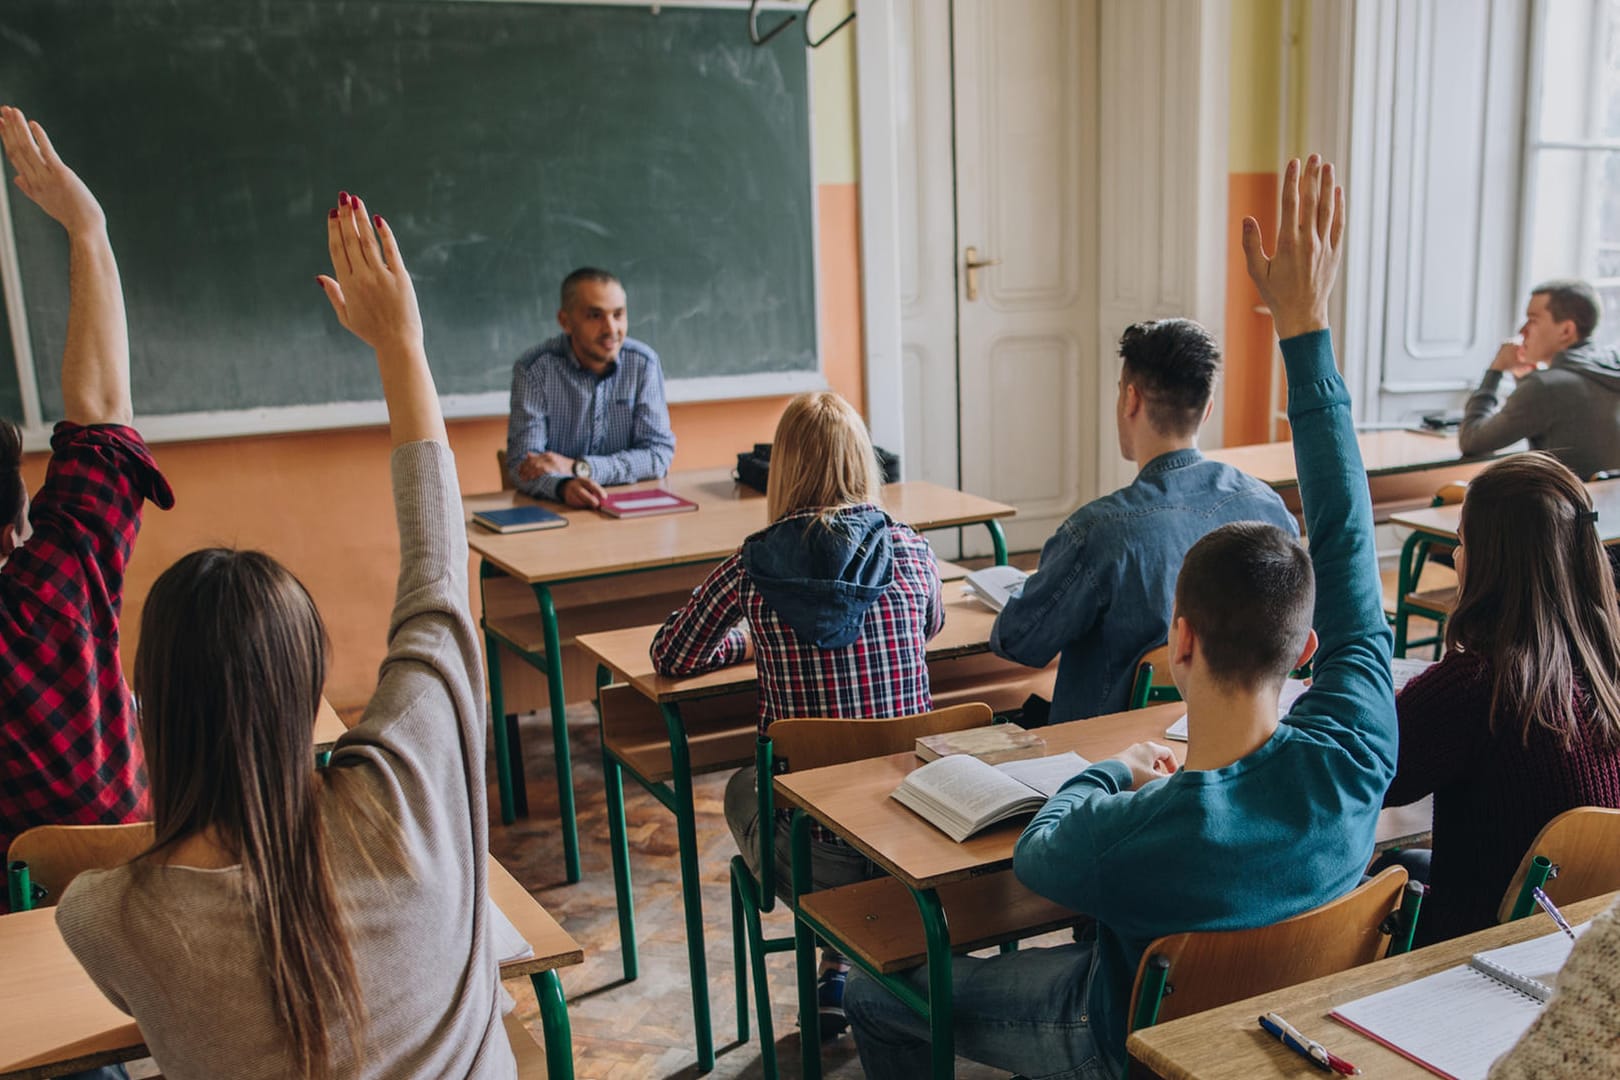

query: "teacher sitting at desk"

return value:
[505, 267, 676, 508]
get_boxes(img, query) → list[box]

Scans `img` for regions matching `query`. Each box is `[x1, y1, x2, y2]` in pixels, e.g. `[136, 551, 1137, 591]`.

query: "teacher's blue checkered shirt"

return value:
[505, 334, 677, 501]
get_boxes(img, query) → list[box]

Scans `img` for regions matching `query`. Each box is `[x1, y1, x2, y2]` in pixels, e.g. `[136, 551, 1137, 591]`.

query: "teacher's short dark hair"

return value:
[1119, 319, 1221, 438]
[1175, 521, 1314, 690]
[560, 267, 621, 310]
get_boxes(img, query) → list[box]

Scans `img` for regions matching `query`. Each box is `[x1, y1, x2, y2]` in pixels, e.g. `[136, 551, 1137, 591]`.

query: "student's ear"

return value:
[1555, 318, 1580, 348]
[1121, 382, 1144, 422]
[1201, 397, 1216, 426]
[1293, 628, 1319, 672]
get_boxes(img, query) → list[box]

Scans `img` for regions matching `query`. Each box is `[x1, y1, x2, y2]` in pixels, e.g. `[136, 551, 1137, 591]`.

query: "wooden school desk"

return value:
[1389, 477, 1620, 655]
[464, 466, 1017, 881]
[574, 590, 1051, 1073]
[773, 703, 1433, 1080]
[0, 857, 582, 1080]
[1125, 890, 1618, 1079]
[1206, 430, 1500, 521]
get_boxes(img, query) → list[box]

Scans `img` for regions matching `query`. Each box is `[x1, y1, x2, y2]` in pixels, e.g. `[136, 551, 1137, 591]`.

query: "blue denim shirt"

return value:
[990, 448, 1298, 721]
[505, 334, 676, 501]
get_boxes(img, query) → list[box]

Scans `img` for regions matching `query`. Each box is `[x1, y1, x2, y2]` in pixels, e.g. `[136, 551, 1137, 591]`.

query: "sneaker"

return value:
[817, 967, 849, 1040]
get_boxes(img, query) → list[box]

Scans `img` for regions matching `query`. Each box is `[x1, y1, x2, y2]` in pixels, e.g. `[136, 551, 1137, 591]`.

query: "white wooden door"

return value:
[952, 0, 1100, 555]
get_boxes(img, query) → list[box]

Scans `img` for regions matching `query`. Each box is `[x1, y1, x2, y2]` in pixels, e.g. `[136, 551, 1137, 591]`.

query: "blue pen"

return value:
[1260, 1012, 1360, 1075]
[1532, 886, 1578, 941]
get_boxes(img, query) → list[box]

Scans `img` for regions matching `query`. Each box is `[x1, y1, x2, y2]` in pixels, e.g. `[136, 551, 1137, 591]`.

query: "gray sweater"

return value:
[55, 442, 515, 1080]
[1489, 895, 1620, 1079]
[1459, 341, 1620, 480]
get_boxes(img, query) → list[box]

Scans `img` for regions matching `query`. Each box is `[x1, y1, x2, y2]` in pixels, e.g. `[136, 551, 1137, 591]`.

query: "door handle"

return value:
[964, 245, 1001, 302]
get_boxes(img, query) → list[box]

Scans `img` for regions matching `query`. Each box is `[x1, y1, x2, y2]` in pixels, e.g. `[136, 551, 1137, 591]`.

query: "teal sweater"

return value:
[1012, 329, 1397, 1073]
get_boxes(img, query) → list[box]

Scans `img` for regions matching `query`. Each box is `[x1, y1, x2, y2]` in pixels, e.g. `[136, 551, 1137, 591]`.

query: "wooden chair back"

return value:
[1433, 480, 1468, 505]
[1128, 866, 1409, 1029]
[496, 448, 515, 491]
[1497, 807, 1620, 923]
[7, 823, 154, 909]
[767, 703, 994, 774]
[1128, 644, 1179, 710]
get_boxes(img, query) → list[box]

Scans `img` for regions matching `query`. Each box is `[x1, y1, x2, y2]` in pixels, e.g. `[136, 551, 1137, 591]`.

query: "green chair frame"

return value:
[1392, 492, 1461, 659]
[1127, 658, 1180, 711]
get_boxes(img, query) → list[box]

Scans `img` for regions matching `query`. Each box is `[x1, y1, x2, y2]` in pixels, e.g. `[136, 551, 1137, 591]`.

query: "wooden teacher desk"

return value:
[774, 704, 1438, 1080]
[464, 467, 1017, 883]
[0, 860, 582, 1080]
[1126, 890, 1617, 1080]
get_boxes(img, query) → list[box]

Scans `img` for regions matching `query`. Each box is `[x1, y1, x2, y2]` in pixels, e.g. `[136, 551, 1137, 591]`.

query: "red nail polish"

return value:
[328, 207, 338, 219]
[315, 276, 324, 287]
[372, 214, 383, 229]
[339, 191, 349, 206]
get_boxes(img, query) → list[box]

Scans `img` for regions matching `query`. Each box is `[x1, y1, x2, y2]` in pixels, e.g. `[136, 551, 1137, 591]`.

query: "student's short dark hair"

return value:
[560, 267, 621, 310]
[1531, 279, 1601, 343]
[1175, 521, 1314, 690]
[0, 418, 24, 532]
[1119, 319, 1221, 437]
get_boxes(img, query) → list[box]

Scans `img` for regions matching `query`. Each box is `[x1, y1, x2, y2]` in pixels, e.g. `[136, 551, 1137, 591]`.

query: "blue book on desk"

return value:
[472, 505, 568, 534]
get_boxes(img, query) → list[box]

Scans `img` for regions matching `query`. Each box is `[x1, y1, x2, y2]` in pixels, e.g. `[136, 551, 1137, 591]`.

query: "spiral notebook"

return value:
[1329, 924, 1587, 1079]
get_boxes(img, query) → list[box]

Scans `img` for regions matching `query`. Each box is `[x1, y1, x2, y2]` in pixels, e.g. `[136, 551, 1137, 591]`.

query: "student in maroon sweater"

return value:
[1385, 452, 1620, 946]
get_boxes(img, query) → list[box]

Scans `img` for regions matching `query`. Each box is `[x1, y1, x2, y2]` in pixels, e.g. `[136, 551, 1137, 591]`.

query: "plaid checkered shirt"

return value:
[650, 508, 943, 842]
[1, 423, 174, 866]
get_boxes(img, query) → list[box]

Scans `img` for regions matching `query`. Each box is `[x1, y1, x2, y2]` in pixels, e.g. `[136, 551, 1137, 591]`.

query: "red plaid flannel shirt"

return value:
[651, 507, 943, 842]
[1, 423, 174, 862]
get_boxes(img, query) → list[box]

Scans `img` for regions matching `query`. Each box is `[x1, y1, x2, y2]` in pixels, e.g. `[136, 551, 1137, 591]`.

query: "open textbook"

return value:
[961, 565, 1030, 613]
[1164, 658, 1436, 741]
[1330, 924, 1587, 1080]
[890, 751, 1092, 842]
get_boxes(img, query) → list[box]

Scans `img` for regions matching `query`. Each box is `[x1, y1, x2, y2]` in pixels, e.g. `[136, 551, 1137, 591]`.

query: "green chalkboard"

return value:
[0, 0, 817, 422]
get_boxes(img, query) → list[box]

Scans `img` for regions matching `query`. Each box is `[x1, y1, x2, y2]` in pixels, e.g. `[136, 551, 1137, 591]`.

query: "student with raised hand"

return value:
[650, 390, 943, 1035]
[1383, 452, 1620, 946]
[845, 156, 1398, 1079]
[55, 194, 517, 1079]
[0, 106, 174, 864]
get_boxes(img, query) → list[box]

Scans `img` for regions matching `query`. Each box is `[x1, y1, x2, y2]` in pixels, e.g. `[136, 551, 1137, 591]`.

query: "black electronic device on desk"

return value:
[735, 443, 901, 494]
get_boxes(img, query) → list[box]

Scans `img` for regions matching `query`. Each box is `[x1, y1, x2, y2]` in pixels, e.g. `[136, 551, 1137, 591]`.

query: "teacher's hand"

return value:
[317, 191, 423, 355]
[561, 477, 605, 509]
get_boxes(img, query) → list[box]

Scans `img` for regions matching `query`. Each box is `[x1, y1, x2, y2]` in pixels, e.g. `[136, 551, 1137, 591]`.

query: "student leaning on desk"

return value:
[43, 155, 518, 1075]
[0, 106, 174, 867]
[845, 155, 1400, 1078]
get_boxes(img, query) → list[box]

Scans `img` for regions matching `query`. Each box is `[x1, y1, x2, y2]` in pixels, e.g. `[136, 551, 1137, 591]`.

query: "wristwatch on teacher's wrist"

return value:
[572, 458, 592, 481]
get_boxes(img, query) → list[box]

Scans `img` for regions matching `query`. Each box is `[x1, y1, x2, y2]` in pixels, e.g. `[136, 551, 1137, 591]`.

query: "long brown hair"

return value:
[766, 391, 883, 522]
[134, 549, 365, 1079]
[1447, 453, 1620, 748]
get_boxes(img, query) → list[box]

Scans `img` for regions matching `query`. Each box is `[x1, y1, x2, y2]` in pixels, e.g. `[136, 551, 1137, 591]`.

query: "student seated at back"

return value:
[54, 179, 517, 1075]
[845, 156, 1398, 1078]
[1383, 452, 1620, 947]
[651, 390, 943, 1035]
[0, 107, 174, 868]
[989, 319, 1296, 723]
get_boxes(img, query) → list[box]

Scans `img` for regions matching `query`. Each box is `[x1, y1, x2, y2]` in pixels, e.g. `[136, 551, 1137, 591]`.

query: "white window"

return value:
[1522, 0, 1620, 345]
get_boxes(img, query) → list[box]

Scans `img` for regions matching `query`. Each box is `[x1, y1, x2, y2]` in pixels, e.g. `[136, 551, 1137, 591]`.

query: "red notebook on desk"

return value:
[598, 488, 698, 519]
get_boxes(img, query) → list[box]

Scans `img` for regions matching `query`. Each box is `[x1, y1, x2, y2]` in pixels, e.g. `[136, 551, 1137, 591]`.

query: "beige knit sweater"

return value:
[56, 442, 515, 1080]
[1489, 895, 1620, 1079]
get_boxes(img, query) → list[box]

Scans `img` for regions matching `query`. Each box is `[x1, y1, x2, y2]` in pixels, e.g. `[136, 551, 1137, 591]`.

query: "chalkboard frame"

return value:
[0, 0, 828, 446]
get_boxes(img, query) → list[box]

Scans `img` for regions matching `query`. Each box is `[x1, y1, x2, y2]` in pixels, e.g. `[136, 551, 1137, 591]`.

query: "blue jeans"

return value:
[843, 943, 1115, 1079]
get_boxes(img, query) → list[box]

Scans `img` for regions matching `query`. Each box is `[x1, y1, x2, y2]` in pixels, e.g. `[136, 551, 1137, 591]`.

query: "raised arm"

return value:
[0, 107, 130, 426]
[317, 193, 446, 448]
[1242, 156, 1395, 762]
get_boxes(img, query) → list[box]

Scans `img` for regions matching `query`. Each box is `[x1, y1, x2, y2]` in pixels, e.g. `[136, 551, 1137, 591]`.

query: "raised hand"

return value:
[1241, 155, 1344, 341]
[317, 192, 423, 354]
[0, 106, 105, 235]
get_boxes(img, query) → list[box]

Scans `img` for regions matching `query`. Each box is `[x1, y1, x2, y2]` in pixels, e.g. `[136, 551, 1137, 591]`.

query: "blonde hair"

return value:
[765, 392, 883, 522]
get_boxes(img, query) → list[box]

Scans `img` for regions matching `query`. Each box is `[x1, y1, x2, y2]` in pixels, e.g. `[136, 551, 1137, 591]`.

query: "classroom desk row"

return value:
[0, 859, 582, 1080]
[463, 467, 1018, 883]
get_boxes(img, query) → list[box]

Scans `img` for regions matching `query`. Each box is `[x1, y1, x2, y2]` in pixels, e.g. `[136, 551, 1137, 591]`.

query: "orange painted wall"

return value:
[1224, 172, 1281, 445]
[18, 182, 865, 709]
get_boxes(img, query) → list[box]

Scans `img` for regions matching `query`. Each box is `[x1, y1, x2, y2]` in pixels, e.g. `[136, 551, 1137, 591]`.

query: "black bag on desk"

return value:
[735, 443, 901, 494]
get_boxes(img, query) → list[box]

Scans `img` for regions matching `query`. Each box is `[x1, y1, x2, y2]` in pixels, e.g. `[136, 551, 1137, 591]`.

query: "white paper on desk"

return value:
[996, 751, 1093, 798]
[1392, 656, 1438, 693]
[490, 900, 534, 964]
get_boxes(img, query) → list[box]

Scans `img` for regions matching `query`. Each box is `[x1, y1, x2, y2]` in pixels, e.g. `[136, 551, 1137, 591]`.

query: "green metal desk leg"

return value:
[531, 969, 575, 1080]
[910, 886, 955, 1080]
[1393, 530, 1423, 658]
[532, 583, 581, 885]
[597, 662, 638, 981]
[485, 627, 519, 827]
[791, 811, 823, 1080]
[985, 519, 1009, 566]
[662, 702, 715, 1073]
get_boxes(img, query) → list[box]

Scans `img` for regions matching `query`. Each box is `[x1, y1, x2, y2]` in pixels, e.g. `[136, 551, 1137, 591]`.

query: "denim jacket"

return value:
[990, 448, 1297, 722]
